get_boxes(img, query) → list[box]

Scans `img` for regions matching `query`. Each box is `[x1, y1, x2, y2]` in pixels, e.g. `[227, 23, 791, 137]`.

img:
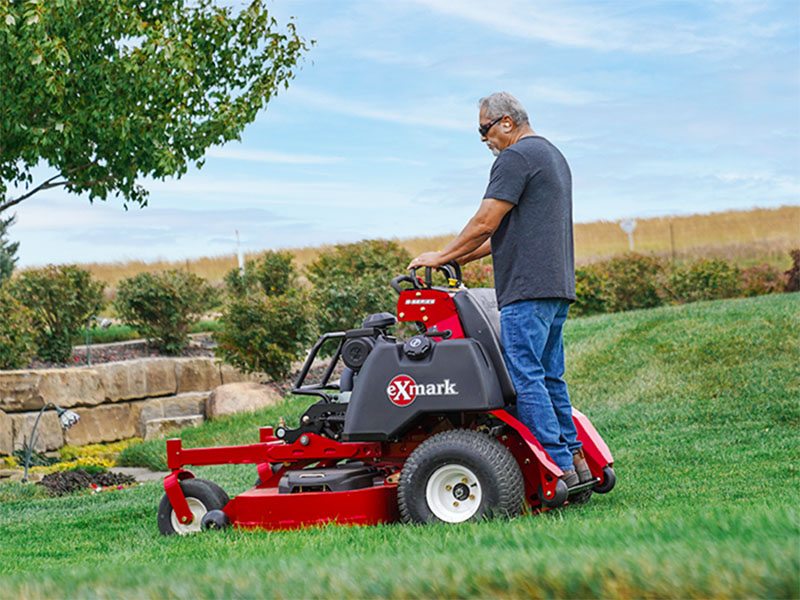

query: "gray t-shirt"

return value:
[483, 136, 576, 308]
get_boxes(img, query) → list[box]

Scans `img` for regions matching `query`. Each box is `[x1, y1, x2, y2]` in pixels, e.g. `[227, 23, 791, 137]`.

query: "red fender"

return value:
[163, 469, 195, 525]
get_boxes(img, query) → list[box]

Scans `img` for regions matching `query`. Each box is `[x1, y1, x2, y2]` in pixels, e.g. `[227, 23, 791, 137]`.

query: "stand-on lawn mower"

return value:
[157, 263, 616, 535]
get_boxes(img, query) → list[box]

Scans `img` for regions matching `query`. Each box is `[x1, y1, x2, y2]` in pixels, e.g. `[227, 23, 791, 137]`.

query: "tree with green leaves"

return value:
[0, 214, 19, 284]
[0, 0, 310, 214]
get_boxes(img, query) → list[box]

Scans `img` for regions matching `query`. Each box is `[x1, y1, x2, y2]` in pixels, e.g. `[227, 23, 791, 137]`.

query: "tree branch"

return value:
[0, 163, 98, 214]
[0, 174, 65, 213]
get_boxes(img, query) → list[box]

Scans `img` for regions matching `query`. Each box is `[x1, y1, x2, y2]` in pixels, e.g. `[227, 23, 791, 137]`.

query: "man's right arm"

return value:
[458, 239, 491, 265]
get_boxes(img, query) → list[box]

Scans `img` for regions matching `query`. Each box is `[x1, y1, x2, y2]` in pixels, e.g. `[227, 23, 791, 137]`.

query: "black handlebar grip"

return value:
[391, 274, 419, 293]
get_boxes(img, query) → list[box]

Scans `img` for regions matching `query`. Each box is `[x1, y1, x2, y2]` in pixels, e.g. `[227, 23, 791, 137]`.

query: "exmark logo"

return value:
[386, 374, 459, 407]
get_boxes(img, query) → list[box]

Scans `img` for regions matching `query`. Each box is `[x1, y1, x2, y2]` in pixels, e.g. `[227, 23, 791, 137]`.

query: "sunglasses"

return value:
[478, 116, 504, 137]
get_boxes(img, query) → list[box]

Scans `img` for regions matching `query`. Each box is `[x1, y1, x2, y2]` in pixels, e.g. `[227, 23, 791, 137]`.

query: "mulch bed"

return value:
[38, 469, 137, 496]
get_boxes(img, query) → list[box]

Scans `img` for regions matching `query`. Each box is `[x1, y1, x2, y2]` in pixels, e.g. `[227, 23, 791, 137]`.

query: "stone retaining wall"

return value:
[0, 358, 260, 454]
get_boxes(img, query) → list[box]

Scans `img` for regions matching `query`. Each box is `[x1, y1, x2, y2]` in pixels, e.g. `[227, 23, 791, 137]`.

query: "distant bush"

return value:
[572, 264, 608, 317]
[0, 289, 36, 369]
[215, 289, 316, 380]
[224, 250, 296, 298]
[785, 249, 800, 293]
[307, 240, 411, 334]
[740, 264, 785, 297]
[217, 253, 316, 380]
[600, 253, 665, 312]
[664, 259, 741, 304]
[10, 265, 104, 363]
[462, 260, 495, 288]
[114, 270, 218, 354]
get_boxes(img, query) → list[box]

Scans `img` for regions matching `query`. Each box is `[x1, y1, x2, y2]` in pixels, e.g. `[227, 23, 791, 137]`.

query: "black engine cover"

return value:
[278, 463, 378, 493]
[342, 338, 504, 441]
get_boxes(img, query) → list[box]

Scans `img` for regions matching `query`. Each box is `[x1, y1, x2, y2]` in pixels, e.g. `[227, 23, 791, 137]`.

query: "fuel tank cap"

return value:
[403, 335, 432, 360]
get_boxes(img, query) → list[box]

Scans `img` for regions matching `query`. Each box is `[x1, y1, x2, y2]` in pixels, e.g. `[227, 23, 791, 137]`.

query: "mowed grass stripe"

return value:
[0, 293, 798, 598]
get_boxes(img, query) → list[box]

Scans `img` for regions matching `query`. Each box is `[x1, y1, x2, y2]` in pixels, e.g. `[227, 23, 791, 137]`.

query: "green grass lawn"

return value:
[1, 293, 798, 599]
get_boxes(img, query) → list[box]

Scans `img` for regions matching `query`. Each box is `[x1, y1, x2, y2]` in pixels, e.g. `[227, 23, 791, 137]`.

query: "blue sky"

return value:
[11, 0, 800, 266]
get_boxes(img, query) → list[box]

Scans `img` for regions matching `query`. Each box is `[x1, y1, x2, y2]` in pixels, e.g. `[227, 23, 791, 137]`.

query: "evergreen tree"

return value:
[0, 214, 19, 285]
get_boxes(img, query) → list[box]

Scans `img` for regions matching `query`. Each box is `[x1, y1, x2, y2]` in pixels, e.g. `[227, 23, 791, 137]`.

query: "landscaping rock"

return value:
[144, 415, 204, 441]
[175, 358, 221, 393]
[207, 382, 282, 419]
[137, 392, 209, 435]
[64, 404, 137, 446]
[10, 411, 63, 452]
[37, 368, 105, 409]
[144, 359, 178, 398]
[219, 363, 263, 385]
[0, 468, 19, 480]
[97, 360, 149, 401]
[0, 371, 45, 412]
[0, 410, 12, 455]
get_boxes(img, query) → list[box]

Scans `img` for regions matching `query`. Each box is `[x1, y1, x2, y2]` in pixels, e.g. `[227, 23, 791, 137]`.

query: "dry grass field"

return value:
[82, 205, 799, 286]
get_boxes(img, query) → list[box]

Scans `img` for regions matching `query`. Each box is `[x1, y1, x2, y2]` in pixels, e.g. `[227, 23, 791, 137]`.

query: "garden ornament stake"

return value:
[22, 403, 80, 482]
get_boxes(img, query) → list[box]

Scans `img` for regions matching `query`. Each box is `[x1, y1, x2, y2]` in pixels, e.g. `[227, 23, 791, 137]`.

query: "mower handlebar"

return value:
[392, 261, 463, 294]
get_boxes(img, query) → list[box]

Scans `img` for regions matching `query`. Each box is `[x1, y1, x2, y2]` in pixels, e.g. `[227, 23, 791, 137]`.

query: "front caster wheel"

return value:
[157, 478, 229, 536]
[593, 466, 616, 494]
[398, 429, 524, 524]
[539, 479, 568, 508]
[201, 509, 230, 531]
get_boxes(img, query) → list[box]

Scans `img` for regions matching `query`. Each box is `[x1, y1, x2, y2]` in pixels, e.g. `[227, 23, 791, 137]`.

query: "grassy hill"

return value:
[0, 293, 797, 598]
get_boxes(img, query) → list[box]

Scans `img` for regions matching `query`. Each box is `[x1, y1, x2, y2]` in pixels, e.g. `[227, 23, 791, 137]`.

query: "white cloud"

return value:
[408, 0, 781, 55]
[286, 86, 472, 131]
[205, 146, 345, 165]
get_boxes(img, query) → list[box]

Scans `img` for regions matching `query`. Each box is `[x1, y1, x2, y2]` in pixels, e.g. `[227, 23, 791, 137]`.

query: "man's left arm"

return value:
[408, 198, 513, 268]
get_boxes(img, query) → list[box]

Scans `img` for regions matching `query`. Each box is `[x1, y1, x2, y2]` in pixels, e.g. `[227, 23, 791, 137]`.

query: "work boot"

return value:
[571, 448, 593, 504]
[559, 469, 579, 488]
[573, 448, 593, 483]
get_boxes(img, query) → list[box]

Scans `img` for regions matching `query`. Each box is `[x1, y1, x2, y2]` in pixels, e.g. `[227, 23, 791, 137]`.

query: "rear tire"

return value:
[157, 478, 229, 536]
[398, 429, 524, 524]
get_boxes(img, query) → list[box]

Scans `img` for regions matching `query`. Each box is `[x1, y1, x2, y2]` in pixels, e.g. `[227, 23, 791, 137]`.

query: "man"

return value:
[408, 91, 591, 491]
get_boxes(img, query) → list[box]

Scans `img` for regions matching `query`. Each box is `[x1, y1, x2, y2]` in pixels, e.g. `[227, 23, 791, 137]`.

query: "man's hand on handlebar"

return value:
[408, 251, 445, 270]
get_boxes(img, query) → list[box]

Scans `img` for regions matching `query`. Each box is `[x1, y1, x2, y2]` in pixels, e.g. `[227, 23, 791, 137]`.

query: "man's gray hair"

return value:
[478, 92, 529, 126]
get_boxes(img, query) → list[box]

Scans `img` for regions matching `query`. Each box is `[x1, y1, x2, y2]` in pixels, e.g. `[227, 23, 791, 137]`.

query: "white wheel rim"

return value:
[425, 464, 482, 523]
[170, 497, 207, 535]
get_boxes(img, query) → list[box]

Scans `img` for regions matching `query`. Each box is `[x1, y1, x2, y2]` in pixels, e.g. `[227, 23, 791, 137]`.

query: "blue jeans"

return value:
[500, 298, 580, 472]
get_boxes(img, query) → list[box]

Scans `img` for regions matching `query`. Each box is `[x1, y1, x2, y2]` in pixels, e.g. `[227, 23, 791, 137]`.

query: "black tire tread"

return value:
[397, 429, 524, 524]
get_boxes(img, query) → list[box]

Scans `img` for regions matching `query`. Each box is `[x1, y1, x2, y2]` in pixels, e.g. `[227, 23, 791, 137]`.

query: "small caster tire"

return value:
[201, 509, 230, 531]
[593, 466, 616, 494]
[539, 479, 568, 508]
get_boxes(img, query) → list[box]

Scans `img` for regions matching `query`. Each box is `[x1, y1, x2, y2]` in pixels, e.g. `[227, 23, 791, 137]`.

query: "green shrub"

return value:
[740, 264, 786, 297]
[10, 265, 104, 362]
[784, 249, 799, 293]
[462, 260, 495, 288]
[114, 270, 218, 354]
[665, 258, 741, 304]
[215, 289, 316, 380]
[224, 250, 295, 298]
[307, 240, 411, 333]
[0, 289, 36, 369]
[600, 253, 665, 312]
[572, 264, 608, 316]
